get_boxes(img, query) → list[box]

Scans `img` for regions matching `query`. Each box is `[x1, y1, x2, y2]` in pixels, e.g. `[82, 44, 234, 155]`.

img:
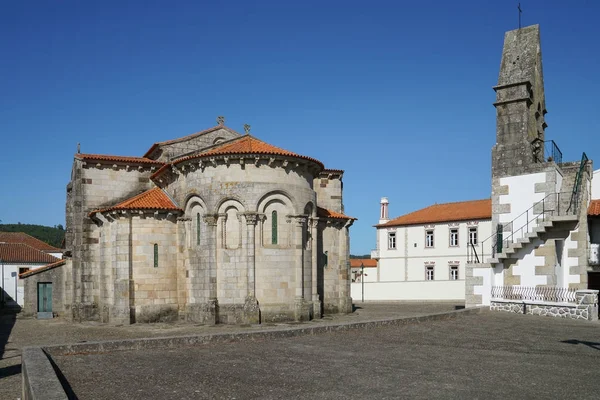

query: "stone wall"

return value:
[314, 170, 344, 213]
[22, 261, 71, 318]
[148, 126, 241, 161]
[490, 290, 598, 321]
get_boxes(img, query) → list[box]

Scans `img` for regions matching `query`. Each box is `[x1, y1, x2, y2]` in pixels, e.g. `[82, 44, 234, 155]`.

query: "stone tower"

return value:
[492, 24, 547, 179]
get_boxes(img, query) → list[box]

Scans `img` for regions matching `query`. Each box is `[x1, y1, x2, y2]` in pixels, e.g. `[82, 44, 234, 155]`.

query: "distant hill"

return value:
[0, 223, 65, 248]
[350, 254, 371, 259]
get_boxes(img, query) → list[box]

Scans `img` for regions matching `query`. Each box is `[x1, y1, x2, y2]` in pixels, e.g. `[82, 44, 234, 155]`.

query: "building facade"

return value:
[0, 233, 62, 307]
[21, 120, 355, 324]
[357, 199, 492, 301]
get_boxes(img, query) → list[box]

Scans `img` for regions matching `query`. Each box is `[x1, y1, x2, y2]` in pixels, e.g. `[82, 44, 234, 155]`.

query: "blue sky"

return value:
[1, 0, 599, 254]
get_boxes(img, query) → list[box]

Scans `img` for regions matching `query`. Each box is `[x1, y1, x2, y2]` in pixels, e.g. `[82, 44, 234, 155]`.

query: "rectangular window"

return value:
[153, 243, 159, 268]
[271, 211, 278, 245]
[425, 230, 434, 248]
[388, 232, 396, 249]
[450, 265, 459, 280]
[196, 213, 201, 246]
[469, 227, 478, 245]
[449, 228, 459, 247]
[425, 266, 434, 280]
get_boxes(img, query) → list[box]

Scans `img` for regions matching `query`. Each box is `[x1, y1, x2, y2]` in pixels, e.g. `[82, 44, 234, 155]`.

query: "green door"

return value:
[37, 282, 53, 318]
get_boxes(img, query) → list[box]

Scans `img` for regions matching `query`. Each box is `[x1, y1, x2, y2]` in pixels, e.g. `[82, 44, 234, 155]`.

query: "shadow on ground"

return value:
[0, 309, 18, 379]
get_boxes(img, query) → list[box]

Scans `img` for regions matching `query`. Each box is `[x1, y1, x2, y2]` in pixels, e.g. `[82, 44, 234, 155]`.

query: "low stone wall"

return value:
[490, 289, 598, 321]
[21, 347, 68, 400]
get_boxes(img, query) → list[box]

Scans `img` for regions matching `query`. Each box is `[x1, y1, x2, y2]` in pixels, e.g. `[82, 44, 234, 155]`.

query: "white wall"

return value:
[351, 267, 378, 283]
[351, 280, 465, 301]
[499, 172, 546, 241]
[592, 169, 600, 200]
[1, 262, 47, 307]
[1, 264, 20, 306]
[375, 220, 492, 284]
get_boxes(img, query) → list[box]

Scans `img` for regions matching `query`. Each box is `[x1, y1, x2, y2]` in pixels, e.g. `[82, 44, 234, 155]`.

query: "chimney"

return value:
[379, 197, 389, 224]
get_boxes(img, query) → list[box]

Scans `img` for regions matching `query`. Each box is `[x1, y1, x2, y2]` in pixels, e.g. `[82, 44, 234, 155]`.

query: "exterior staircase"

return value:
[486, 214, 578, 265]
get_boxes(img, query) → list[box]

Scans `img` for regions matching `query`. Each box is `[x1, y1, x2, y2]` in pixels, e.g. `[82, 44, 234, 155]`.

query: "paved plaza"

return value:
[1, 302, 460, 399]
[52, 311, 600, 399]
[2, 302, 599, 399]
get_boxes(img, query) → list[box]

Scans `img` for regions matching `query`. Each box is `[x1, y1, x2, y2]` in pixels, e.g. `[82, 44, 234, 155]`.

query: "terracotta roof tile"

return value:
[0, 243, 60, 264]
[20, 259, 66, 278]
[76, 153, 164, 165]
[379, 199, 491, 227]
[589, 199, 600, 216]
[350, 259, 377, 268]
[90, 188, 182, 216]
[0, 232, 62, 252]
[176, 135, 324, 168]
[317, 207, 357, 220]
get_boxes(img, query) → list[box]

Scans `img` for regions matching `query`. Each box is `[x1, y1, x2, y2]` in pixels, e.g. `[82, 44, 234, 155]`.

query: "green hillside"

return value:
[0, 223, 65, 248]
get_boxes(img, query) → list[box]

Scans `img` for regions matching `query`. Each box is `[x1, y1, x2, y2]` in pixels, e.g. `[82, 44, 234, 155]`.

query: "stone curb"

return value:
[21, 347, 69, 400]
[43, 306, 483, 356]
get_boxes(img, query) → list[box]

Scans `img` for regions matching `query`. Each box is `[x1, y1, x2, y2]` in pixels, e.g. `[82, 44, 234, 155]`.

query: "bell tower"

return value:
[492, 24, 547, 178]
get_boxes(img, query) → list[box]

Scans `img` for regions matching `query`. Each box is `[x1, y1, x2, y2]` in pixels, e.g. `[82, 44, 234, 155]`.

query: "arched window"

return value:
[271, 210, 278, 245]
[196, 213, 201, 246]
[153, 244, 159, 268]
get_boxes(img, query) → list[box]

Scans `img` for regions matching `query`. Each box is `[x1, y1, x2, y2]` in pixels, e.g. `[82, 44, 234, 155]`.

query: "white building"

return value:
[0, 242, 60, 307]
[351, 198, 492, 301]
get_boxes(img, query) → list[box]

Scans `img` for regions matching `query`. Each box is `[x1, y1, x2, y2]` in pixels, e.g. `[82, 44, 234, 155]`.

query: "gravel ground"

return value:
[0, 302, 461, 399]
[53, 311, 600, 400]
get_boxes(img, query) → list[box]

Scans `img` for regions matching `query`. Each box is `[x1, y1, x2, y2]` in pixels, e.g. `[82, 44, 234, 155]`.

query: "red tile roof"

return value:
[0, 232, 62, 252]
[20, 259, 66, 278]
[179, 135, 324, 167]
[378, 199, 491, 227]
[317, 207, 357, 220]
[589, 199, 600, 216]
[350, 259, 377, 268]
[76, 153, 164, 165]
[0, 243, 60, 264]
[151, 135, 326, 181]
[143, 125, 242, 158]
[90, 187, 182, 216]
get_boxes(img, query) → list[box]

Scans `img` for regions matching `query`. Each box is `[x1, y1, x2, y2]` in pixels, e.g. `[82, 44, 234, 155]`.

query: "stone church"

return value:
[22, 120, 355, 324]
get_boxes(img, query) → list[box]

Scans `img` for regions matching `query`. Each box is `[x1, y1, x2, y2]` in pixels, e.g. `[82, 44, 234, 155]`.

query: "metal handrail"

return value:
[532, 140, 563, 164]
[473, 192, 565, 262]
[566, 152, 588, 214]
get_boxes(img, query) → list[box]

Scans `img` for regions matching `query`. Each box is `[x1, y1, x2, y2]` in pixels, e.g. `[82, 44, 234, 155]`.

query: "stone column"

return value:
[293, 215, 309, 321]
[243, 212, 260, 324]
[111, 216, 131, 325]
[203, 214, 219, 324]
[337, 219, 354, 314]
[309, 217, 321, 318]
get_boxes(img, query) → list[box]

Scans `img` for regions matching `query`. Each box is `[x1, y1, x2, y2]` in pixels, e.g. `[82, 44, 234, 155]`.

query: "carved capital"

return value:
[293, 215, 308, 226]
[203, 214, 218, 226]
[244, 212, 259, 225]
[309, 217, 320, 228]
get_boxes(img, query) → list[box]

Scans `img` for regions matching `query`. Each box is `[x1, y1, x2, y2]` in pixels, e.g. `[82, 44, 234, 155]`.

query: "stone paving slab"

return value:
[0, 302, 462, 399]
[53, 311, 600, 400]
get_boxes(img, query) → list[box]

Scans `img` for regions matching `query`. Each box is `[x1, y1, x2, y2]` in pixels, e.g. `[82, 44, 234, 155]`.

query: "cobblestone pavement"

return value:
[53, 311, 600, 400]
[0, 302, 462, 399]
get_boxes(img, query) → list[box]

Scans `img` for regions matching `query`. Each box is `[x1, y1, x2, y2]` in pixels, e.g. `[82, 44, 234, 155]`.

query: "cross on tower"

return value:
[518, 2, 522, 29]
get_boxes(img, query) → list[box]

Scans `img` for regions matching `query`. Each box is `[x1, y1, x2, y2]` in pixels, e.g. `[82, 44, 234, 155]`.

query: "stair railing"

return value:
[468, 192, 564, 263]
[566, 152, 588, 214]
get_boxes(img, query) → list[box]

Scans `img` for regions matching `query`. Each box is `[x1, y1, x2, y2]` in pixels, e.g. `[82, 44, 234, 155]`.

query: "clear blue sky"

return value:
[1, 1, 599, 254]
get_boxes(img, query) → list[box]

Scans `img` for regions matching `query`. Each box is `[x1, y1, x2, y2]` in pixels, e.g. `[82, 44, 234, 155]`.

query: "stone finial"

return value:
[77, 143, 81, 153]
[217, 116, 225, 126]
[244, 124, 251, 134]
